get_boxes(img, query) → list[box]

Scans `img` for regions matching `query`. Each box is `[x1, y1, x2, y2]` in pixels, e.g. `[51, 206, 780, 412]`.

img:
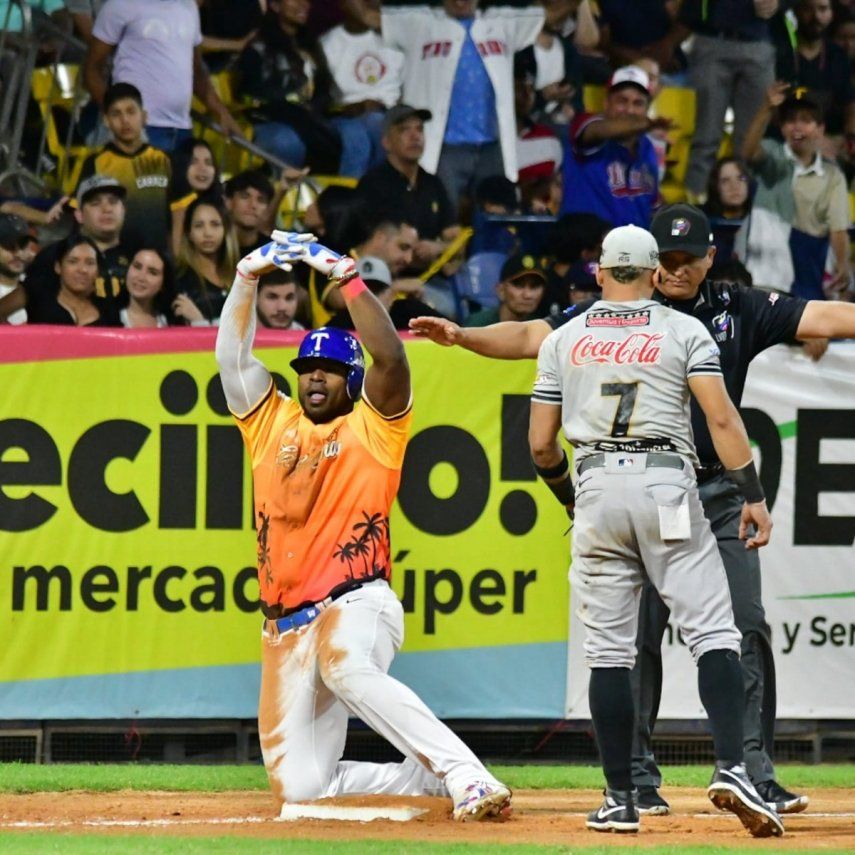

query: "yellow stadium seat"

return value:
[276, 175, 358, 231]
[583, 84, 606, 113]
[31, 65, 92, 194]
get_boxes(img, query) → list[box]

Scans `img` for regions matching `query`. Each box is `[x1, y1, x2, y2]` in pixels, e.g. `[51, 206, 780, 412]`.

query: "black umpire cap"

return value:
[650, 204, 713, 258]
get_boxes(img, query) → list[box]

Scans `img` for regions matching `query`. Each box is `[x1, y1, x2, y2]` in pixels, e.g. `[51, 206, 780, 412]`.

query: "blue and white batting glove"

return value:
[270, 229, 357, 284]
[236, 238, 311, 280]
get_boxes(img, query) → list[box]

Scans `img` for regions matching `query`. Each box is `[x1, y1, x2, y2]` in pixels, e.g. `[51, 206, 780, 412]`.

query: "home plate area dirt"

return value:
[0, 788, 853, 848]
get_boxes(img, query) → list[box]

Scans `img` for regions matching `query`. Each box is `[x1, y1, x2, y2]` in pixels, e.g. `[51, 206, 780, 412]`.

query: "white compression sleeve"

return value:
[215, 273, 274, 416]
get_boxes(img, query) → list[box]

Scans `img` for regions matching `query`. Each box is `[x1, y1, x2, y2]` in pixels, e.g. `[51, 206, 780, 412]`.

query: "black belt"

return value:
[577, 451, 685, 476]
[695, 462, 724, 485]
[696, 28, 765, 43]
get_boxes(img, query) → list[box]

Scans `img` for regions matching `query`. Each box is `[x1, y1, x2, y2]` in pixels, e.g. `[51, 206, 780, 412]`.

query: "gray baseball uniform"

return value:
[533, 299, 742, 669]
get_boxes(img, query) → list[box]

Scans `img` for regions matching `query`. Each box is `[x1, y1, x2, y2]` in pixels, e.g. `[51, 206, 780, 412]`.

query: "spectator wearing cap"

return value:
[0, 176, 130, 324]
[679, 0, 779, 201]
[327, 255, 445, 330]
[78, 82, 173, 251]
[0, 214, 31, 324]
[540, 212, 610, 314]
[319, 0, 404, 177]
[379, 1, 546, 214]
[224, 170, 277, 257]
[561, 65, 666, 228]
[464, 254, 546, 326]
[256, 269, 305, 331]
[514, 56, 564, 214]
[776, 0, 855, 137]
[357, 105, 460, 271]
[83, 0, 242, 153]
[742, 82, 851, 299]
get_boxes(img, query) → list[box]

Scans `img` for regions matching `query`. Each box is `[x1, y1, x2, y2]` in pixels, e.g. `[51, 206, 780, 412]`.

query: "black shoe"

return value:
[586, 789, 640, 833]
[708, 763, 784, 838]
[755, 779, 809, 814]
[637, 785, 670, 816]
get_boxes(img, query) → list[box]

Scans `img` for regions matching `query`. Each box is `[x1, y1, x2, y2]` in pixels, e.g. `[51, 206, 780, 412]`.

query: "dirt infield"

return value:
[0, 788, 853, 848]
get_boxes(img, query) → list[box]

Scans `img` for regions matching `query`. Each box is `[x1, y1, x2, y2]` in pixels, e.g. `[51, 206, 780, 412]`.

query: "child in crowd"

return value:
[78, 83, 173, 251]
[742, 83, 851, 299]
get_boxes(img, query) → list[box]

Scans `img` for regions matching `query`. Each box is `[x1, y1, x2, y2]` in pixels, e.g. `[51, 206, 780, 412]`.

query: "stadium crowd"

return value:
[1, 0, 854, 330]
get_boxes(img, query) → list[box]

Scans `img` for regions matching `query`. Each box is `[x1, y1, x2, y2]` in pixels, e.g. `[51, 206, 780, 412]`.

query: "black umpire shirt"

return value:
[546, 280, 808, 467]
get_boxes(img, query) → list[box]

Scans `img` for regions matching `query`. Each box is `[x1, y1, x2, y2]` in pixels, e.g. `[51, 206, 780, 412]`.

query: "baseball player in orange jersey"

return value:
[215, 232, 511, 820]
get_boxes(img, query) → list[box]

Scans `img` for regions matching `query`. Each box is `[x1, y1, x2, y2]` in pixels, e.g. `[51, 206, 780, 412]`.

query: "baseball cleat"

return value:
[755, 779, 809, 814]
[708, 763, 785, 837]
[452, 781, 512, 821]
[637, 785, 671, 815]
[586, 788, 640, 833]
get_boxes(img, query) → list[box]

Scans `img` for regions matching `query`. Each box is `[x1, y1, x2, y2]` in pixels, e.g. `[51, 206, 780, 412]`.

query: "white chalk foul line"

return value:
[279, 805, 429, 822]
[0, 817, 270, 829]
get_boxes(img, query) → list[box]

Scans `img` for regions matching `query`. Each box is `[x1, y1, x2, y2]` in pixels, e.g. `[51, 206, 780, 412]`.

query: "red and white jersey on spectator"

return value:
[517, 122, 563, 184]
[320, 26, 403, 109]
[381, 4, 544, 181]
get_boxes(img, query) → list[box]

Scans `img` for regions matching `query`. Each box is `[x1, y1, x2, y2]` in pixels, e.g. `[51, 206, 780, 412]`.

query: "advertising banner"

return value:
[0, 328, 571, 719]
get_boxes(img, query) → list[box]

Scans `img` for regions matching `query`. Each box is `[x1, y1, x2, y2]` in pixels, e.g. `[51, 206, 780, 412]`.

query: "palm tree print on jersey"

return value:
[257, 510, 273, 586]
[333, 512, 390, 579]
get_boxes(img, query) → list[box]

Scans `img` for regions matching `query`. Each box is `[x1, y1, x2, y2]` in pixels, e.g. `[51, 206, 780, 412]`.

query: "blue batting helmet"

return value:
[290, 327, 365, 401]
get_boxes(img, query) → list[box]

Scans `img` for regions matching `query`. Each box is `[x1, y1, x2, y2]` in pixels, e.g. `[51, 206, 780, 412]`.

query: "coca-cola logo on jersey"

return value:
[570, 333, 665, 366]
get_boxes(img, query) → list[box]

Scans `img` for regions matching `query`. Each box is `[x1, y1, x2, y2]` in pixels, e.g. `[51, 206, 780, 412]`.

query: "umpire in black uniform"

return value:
[633, 204, 855, 816]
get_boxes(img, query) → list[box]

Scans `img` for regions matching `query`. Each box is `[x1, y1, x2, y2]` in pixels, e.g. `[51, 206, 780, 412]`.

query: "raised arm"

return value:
[742, 81, 789, 164]
[688, 374, 772, 549]
[215, 241, 308, 415]
[274, 232, 411, 416]
[408, 316, 552, 359]
[796, 300, 855, 339]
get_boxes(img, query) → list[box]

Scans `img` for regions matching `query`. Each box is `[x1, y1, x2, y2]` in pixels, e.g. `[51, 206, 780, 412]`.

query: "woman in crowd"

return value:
[703, 157, 753, 273]
[237, 0, 341, 174]
[26, 234, 117, 326]
[174, 196, 238, 323]
[170, 138, 223, 255]
[119, 246, 193, 328]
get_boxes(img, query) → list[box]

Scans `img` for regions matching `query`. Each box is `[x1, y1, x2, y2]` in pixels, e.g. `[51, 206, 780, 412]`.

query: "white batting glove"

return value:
[236, 240, 309, 280]
[271, 229, 355, 282]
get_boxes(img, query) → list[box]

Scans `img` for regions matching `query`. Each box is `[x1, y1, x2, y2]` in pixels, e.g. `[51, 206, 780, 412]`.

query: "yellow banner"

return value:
[0, 330, 570, 707]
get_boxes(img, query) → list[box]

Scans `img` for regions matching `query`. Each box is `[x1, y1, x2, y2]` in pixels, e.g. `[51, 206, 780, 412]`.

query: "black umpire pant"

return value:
[630, 472, 777, 786]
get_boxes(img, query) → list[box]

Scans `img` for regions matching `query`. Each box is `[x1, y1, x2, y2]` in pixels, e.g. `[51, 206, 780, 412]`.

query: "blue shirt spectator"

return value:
[444, 18, 498, 145]
[560, 66, 660, 227]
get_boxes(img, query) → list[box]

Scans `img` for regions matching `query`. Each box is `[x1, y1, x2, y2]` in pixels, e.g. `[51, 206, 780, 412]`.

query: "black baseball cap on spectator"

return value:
[224, 169, 275, 202]
[382, 104, 432, 135]
[562, 258, 600, 293]
[76, 175, 127, 207]
[651, 204, 712, 257]
[0, 213, 29, 248]
[501, 253, 547, 284]
[778, 88, 824, 124]
[476, 175, 518, 211]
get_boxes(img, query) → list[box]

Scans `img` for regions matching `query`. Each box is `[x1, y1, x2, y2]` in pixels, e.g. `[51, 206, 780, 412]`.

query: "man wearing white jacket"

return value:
[380, 1, 545, 212]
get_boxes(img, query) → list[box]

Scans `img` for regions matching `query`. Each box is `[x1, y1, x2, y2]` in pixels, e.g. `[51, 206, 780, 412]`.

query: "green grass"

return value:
[0, 838, 846, 855]
[0, 762, 851, 794]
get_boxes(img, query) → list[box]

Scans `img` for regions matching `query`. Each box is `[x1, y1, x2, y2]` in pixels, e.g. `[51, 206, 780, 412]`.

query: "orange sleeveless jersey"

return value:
[233, 382, 412, 613]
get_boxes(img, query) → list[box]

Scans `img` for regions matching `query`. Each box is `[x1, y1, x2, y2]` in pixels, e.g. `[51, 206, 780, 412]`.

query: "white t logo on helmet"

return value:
[309, 331, 330, 352]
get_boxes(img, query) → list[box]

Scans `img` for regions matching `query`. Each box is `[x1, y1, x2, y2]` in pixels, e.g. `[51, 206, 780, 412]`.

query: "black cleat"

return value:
[708, 763, 784, 838]
[755, 779, 809, 814]
[586, 788, 640, 833]
[637, 785, 670, 815]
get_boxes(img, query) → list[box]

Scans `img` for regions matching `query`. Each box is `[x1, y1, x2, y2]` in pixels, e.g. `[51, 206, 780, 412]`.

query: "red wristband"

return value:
[341, 276, 368, 302]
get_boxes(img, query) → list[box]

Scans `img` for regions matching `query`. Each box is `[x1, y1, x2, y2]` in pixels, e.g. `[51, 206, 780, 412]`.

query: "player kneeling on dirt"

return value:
[528, 225, 784, 838]
[215, 231, 510, 821]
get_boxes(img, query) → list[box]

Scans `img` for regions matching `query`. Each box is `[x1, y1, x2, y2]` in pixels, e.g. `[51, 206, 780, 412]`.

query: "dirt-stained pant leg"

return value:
[260, 580, 496, 806]
[317, 580, 499, 803]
